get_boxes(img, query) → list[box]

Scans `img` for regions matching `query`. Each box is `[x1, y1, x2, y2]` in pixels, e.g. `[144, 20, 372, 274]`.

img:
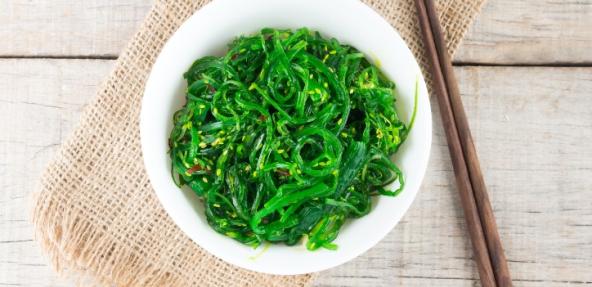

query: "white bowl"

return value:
[141, 0, 431, 275]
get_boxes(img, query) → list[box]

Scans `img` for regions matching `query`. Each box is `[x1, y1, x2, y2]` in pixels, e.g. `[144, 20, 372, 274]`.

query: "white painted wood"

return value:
[0, 0, 153, 57]
[0, 59, 114, 287]
[0, 0, 591, 64]
[456, 0, 592, 64]
[1, 60, 591, 286]
[1, 0, 592, 285]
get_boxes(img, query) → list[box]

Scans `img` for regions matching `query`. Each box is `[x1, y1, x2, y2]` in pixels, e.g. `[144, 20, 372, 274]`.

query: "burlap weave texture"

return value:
[32, 0, 485, 286]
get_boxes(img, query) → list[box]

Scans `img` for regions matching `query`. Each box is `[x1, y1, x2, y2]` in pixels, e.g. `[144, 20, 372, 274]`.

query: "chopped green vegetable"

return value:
[169, 28, 411, 250]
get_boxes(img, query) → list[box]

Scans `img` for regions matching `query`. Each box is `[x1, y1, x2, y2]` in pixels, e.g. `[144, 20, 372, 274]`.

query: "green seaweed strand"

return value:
[169, 28, 410, 250]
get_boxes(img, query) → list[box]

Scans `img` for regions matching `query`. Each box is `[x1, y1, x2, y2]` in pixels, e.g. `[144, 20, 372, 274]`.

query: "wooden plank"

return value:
[0, 59, 114, 287]
[0, 0, 152, 57]
[1, 61, 591, 286]
[456, 0, 592, 65]
[1, 0, 591, 64]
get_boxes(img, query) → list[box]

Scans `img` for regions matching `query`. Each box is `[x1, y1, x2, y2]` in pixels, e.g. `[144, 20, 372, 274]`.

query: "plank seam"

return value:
[1, 56, 591, 67]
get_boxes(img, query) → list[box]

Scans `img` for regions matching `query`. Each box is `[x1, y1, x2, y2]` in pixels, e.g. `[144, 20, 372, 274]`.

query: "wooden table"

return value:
[1, 1, 591, 286]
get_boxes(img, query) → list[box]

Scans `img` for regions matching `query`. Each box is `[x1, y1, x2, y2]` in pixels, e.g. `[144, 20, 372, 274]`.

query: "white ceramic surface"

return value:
[140, 0, 432, 275]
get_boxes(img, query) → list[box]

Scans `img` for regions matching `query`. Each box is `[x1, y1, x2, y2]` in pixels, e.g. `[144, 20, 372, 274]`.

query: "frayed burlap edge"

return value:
[31, 0, 485, 286]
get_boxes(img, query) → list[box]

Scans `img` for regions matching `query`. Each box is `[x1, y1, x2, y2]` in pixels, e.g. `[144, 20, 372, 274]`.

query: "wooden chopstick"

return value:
[421, 1, 513, 286]
[414, 0, 499, 286]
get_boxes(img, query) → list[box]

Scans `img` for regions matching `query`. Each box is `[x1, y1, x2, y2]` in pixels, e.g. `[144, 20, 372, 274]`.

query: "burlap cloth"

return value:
[32, 0, 485, 286]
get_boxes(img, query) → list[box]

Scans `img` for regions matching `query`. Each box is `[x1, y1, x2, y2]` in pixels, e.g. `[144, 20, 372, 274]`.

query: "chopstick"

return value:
[421, 1, 513, 286]
[414, 0, 512, 286]
[414, 0, 496, 285]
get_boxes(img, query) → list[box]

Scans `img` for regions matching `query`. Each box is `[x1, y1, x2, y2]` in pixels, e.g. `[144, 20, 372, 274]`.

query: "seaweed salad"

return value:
[169, 28, 414, 250]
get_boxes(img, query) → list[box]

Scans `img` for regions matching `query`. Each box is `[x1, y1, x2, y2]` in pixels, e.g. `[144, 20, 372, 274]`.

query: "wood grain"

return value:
[0, 0, 152, 57]
[1, 0, 591, 286]
[0, 0, 591, 64]
[1, 60, 590, 286]
[0, 59, 113, 287]
[456, 0, 592, 65]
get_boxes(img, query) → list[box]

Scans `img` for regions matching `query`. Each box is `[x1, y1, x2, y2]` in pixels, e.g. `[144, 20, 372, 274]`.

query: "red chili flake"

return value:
[207, 84, 216, 93]
[259, 115, 267, 121]
[186, 164, 204, 174]
[231, 54, 238, 60]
